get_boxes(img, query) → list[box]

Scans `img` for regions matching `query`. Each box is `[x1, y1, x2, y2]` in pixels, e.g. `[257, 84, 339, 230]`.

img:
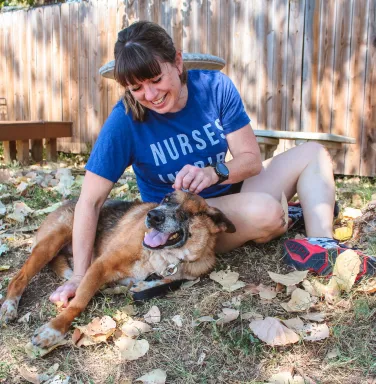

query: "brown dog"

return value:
[0, 190, 235, 347]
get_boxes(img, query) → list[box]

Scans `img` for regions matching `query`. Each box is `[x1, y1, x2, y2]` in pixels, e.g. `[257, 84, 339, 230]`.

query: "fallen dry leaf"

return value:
[0, 265, 11, 271]
[302, 323, 330, 341]
[209, 269, 245, 291]
[216, 308, 239, 325]
[333, 225, 353, 241]
[24, 341, 68, 359]
[241, 311, 263, 321]
[192, 316, 215, 327]
[301, 312, 326, 322]
[258, 284, 277, 300]
[268, 270, 308, 286]
[17, 312, 31, 324]
[281, 288, 315, 312]
[326, 348, 340, 359]
[268, 371, 305, 384]
[115, 335, 149, 361]
[135, 368, 167, 384]
[171, 315, 183, 327]
[281, 317, 305, 332]
[73, 316, 116, 346]
[6, 202, 33, 223]
[144, 306, 161, 324]
[343, 207, 362, 219]
[181, 277, 200, 289]
[301, 279, 319, 296]
[286, 285, 297, 295]
[121, 319, 152, 337]
[332, 249, 361, 292]
[356, 277, 376, 294]
[249, 317, 300, 346]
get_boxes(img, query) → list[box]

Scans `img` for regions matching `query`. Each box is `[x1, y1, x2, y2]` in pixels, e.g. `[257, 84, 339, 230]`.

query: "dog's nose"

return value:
[147, 210, 165, 226]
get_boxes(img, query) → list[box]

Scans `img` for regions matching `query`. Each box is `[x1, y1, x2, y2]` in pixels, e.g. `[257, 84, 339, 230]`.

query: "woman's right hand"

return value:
[49, 275, 83, 307]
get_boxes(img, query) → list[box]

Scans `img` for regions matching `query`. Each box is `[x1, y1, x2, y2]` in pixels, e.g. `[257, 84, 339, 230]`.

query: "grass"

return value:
[0, 159, 376, 383]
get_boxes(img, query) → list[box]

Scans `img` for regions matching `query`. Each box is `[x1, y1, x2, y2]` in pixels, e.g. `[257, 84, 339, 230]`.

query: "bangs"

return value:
[114, 43, 162, 87]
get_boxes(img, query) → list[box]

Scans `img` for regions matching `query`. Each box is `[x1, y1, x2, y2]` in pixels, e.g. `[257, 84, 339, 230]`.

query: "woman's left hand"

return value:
[173, 164, 218, 194]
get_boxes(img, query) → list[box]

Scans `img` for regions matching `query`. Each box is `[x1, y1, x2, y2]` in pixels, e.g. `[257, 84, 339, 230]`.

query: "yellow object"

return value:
[333, 225, 353, 241]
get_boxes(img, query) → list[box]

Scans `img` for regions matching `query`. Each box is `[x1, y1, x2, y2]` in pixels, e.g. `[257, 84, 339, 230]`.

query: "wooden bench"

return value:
[0, 121, 73, 165]
[253, 130, 356, 160]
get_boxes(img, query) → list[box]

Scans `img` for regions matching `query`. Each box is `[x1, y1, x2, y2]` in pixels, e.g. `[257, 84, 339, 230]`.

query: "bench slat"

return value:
[0, 121, 72, 141]
[253, 129, 356, 144]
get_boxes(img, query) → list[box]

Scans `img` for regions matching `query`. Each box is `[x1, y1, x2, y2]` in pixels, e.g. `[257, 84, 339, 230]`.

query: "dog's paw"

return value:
[32, 322, 65, 348]
[0, 299, 19, 325]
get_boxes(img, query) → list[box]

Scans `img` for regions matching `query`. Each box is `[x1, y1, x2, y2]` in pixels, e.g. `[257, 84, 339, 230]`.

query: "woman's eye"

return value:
[152, 76, 162, 84]
[131, 86, 141, 92]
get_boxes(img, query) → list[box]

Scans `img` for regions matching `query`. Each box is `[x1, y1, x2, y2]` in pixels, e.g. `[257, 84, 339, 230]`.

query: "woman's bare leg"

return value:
[207, 142, 335, 252]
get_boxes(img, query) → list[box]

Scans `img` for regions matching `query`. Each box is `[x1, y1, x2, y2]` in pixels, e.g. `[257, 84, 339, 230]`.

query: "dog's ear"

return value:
[206, 207, 236, 233]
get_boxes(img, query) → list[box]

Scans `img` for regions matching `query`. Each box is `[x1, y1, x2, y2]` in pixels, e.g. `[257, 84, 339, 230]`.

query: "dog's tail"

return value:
[49, 254, 73, 280]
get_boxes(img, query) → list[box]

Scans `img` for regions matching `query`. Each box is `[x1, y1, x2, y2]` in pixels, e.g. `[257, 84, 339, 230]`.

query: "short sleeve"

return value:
[218, 73, 251, 135]
[85, 101, 134, 183]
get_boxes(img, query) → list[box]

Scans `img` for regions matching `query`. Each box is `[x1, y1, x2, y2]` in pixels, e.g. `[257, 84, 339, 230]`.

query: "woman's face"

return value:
[128, 53, 187, 114]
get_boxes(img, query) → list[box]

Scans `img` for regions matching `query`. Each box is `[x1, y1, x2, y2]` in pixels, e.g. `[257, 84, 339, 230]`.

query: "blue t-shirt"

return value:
[85, 70, 251, 202]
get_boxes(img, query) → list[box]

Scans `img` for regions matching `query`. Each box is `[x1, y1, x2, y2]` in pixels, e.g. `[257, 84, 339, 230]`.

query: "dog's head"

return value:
[143, 190, 236, 250]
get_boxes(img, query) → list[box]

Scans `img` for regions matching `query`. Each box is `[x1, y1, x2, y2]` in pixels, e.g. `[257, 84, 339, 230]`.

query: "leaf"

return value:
[342, 207, 362, 219]
[25, 341, 68, 359]
[331, 249, 361, 292]
[241, 311, 263, 321]
[0, 265, 10, 271]
[6, 202, 34, 223]
[18, 312, 31, 323]
[191, 316, 215, 327]
[281, 191, 288, 227]
[0, 243, 9, 256]
[171, 315, 183, 327]
[209, 270, 240, 289]
[333, 225, 353, 241]
[216, 308, 239, 325]
[300, 312, 326, 322]
[33, 202, 63, 216]
[101, 285, 129, 295]
[121, 319, 152, 337]
[115, 335, 149, 361]
[249, 317, 300, 346]
[268, 372, 305, 384]
[281, 317, 305, 332]
[280, 288, 315, 312]
[144, 306, 161, 324]
[222, 280, 246, 292]
[356, 277, 376, 294]
[72, 316, 116, 346]
[301, 323, 330, 341]
[0, 201, 6, 215]
[181, 278, 200, 289]
[135, 369, 167, 384]
[301, 279, 319, 296]
[258, 284, 277, 300]
[268, 270, 308, 286]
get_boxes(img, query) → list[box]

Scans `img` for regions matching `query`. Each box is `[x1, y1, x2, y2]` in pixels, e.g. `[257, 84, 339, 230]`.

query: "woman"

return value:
[49, 21, 338, 305]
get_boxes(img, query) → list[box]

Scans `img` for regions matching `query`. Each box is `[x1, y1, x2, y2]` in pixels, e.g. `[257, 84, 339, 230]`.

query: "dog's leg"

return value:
[0, 229, 71, 325]
[32, 259, 120, 348]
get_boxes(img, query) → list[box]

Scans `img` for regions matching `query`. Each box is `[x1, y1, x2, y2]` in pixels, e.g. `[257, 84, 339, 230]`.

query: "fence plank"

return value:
[360, 0, 376, 176]
[331, 0, 353, 174]
[344, 0, 369, 175]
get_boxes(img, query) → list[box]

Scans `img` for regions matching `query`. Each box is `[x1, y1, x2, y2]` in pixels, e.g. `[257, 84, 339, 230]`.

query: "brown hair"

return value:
[114, 21, 187, 122]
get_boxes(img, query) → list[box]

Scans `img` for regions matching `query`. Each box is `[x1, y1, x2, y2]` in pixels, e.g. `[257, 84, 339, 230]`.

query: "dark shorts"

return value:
[214, 181, 243, 198]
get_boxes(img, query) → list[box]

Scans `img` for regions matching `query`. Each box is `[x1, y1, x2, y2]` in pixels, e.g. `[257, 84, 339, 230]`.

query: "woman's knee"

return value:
[248, 195, 287, 243]
[301, 142, 333, 167]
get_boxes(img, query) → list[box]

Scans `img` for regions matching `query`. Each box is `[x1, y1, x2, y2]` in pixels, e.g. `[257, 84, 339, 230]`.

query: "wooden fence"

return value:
[0, 0, 375, 176]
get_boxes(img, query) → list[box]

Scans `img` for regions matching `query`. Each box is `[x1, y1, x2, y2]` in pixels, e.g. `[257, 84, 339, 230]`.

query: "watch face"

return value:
[216, 162, 229, 177]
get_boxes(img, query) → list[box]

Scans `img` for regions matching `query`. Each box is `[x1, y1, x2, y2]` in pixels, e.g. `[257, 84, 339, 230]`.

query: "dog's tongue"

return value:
[144, 229, 171, 248]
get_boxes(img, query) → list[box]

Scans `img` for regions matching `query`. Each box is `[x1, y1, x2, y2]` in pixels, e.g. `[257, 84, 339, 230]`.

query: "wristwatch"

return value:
[207, 162, 229, 185]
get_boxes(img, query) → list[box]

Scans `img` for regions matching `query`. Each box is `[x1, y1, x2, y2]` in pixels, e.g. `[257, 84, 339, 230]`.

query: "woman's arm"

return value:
[49, 171, 114, 306]
[173, 123, 262, 193]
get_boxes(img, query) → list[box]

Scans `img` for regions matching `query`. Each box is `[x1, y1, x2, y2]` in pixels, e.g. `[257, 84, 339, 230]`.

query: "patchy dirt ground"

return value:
[0, 160, 376, 384]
